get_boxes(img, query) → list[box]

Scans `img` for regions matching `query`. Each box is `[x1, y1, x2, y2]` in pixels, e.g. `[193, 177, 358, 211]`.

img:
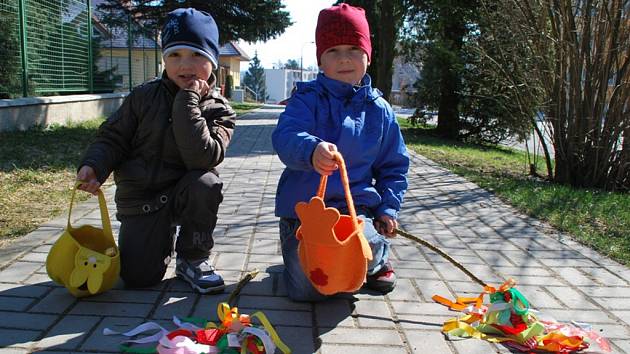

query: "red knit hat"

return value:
[315, 3, 372, 65]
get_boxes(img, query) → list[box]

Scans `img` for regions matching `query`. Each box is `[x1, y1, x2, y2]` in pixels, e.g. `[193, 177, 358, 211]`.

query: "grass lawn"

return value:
[0, 102, 262, 245]
[399, 119, 630, 265]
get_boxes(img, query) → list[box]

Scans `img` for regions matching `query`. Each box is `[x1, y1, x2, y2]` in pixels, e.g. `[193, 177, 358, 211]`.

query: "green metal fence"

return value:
[0, 0, 161, 98]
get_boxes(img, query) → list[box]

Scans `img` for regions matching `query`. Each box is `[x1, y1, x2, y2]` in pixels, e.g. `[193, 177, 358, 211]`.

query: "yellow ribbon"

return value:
[249, 311, 291, 354]
[215, 302, 291, 353]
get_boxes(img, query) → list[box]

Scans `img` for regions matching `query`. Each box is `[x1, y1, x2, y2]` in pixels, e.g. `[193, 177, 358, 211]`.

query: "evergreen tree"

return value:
[224, 74, 233, 99]
[242, 52, 266, 102]
[0, 12, 22, 98]
[97, 0, 292, 44]
[402, 0, 479, 140]
[284, 59, 300, 70]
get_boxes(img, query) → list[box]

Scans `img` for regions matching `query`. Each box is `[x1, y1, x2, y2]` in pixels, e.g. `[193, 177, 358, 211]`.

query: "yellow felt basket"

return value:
[295, 152, 373, 295]
[46, 183, 120, 297]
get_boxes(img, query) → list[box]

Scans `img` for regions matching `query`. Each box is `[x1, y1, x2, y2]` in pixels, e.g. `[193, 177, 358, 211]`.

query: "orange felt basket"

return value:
[295, 152, 373, 295]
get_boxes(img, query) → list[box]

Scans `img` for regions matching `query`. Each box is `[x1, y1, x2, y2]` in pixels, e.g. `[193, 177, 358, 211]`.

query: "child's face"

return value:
[164, 48, 213, 89]
[319, 44, 369, 85]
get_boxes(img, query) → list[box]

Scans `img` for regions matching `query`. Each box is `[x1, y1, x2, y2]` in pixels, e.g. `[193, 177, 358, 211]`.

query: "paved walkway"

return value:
[1, 106, 629, 353]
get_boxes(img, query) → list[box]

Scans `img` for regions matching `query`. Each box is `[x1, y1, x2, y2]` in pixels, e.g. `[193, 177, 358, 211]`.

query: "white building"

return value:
[264, 69, 318, 104]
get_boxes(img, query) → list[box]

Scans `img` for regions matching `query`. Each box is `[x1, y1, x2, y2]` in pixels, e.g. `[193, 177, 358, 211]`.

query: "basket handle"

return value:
[316, 152, 361, 232]
[67, 182, 114, 245]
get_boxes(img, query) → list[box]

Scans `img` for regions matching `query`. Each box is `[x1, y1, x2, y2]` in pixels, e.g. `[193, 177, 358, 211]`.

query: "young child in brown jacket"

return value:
[76, 8, 235, 294]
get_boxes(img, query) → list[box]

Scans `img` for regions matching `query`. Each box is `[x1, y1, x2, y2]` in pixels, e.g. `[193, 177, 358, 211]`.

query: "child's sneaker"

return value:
[365, 261, 396, 294]
[176, 258, 225, 294]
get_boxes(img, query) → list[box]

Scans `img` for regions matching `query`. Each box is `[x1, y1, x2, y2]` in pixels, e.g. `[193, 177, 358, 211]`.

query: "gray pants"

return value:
[117, 170, 223, 288]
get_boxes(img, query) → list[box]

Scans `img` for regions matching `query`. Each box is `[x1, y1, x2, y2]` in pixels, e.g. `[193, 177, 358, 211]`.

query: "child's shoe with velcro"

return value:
[365, 261, 396, 294]
[176, 258, 225, 294]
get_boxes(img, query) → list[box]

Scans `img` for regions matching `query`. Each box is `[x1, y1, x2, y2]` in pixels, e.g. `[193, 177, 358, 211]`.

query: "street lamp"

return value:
[300, 41, 314, 81]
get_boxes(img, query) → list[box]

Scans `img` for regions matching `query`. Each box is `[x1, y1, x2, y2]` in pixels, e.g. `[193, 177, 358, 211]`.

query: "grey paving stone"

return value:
[545, 286, 600, 310]
[396, 313, 448, 331]
[0, 296, 35, 311]
[580, 286, 630, 298]
[87, 289, 161, 303]
[354, 300, 396, 328]
[69, 301, 153, 317]
[513, 285, 563, 309]
[615, 339, 630, 353]
[387, 278, 422, 302]
[34, 315, 100, 351]
[415, 279, 453, 301]
[18, 252, 48, 263]
[0, 311, 57, 330]
[314, 299, 354, 328]
[274, 325, 315, 353]
[320, 344, 408, 354]
[237, 272, 275, 296]
[538, 257, 599, 267]
[0, 262, 43, 283]
[451, 337, 498, 354]
[581, 267, 630, 287]
[474, 250, 514, 266]
[81, 317, 152, 353]
[237, 295, 311, 311]
[405, 330, 453, 353]
[0, 329, 40, 349]
[591, 323, 630, 339]
[190, 293, 232, 320]
[151, 292, 197, 319]
[508, 275, 564, 286]
[593, 297, 630, 310]
[214, 252, 247, 271]
[542, 309, 619, 324]
[249, 238, 279, 254]
[555, 267, 600, 286]
[493, 265, 553, 278]
[613, 310, 630, 326]
[396, 267, 441, 280]
[0, 283, 52, 298]
[28, 288, 76, 314]
[240, 307, 313, 327]
[319, 327, 404, 346]
[391, 301, 453, 317]
[0, 347, 30, 354]
[22, 272, 59, 286]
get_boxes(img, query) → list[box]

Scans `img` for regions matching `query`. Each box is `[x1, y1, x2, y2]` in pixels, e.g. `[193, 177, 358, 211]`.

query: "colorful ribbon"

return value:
[434, 278, 611, 353]
[104, 302, 291, 354]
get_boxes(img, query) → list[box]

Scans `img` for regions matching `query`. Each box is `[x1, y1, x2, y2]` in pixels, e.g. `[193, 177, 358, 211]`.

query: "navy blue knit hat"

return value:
[161, 8, 219, 68]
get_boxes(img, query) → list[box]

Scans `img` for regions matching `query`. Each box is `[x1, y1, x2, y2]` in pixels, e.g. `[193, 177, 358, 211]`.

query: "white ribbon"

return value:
[103, 321, 169, 344]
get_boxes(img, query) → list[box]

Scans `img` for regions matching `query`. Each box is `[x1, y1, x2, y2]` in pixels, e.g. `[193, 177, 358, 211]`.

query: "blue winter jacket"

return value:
[272, 73, 409, 220]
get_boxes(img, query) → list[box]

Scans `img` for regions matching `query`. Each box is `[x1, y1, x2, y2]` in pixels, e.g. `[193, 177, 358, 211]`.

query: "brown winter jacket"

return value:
[80, 72, 236, 214]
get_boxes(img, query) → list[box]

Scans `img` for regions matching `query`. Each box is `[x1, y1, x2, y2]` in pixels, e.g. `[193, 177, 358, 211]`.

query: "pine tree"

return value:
[97, 0, 292, 44]
[284, 59, 299, 70]
[242, 52, 266, 102]
[0, 11, 23, 98]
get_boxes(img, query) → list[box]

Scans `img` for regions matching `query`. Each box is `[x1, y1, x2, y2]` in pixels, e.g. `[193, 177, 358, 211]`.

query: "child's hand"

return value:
[312, 142, 338, 176]
[184, 79, 210, 97]
[375, 215, 398, 238]
[77, 165, 101, 195]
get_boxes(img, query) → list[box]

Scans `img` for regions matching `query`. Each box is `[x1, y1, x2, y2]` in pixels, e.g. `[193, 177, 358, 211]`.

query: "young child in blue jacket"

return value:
[272, 3, 410, 302]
